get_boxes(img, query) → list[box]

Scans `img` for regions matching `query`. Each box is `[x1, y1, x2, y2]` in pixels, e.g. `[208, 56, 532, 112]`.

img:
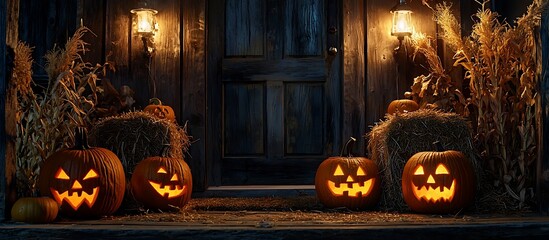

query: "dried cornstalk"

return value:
[405, 32, 467, 114]
[411, 0, 547, 209]
[10, 26, 112, 197]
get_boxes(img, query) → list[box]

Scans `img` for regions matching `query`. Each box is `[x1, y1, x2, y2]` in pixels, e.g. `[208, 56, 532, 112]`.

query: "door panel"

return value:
[210, 0, 340, 185]
[285, 0, 324, 56]
[223, 83, 265, 156]
[285, 83, 324, 155]
[225, 0, 264, 56]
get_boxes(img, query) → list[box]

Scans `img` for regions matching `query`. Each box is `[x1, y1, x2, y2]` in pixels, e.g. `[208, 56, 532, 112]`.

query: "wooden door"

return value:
[208, 0, 341, 185]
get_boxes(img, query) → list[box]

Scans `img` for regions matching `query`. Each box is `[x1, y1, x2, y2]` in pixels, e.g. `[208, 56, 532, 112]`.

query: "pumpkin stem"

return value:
[340, 137, 356, 157]
[149, 97, 162, 105]
[73, 127, 91, 150]
[433, 141, 444, 152]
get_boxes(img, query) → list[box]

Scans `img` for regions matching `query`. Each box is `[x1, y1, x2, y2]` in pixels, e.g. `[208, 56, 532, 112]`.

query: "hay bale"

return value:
[88, 111, 191, 212]
[367, 109, 480, 211]
[89, 111, 191, 176]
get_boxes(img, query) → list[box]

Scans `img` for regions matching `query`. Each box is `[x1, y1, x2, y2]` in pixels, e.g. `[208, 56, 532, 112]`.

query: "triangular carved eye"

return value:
[334, 165, 344, 176]
[83, 169, 99, 180]
[435, 164, 449, 175]
[157, 167, 168, 174]
[356, 167, 366, 176]
[55, 168, 70, 180]
[414, 165, 425, 175]
[170, 174, 179, 181]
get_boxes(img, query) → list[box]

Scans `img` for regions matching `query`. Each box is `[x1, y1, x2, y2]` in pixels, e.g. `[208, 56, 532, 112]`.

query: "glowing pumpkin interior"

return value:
[411, 163, 455, 203]
[327, 164, 374, 197]
[50, 167, 99, 210]
[148, 166, 186, 199]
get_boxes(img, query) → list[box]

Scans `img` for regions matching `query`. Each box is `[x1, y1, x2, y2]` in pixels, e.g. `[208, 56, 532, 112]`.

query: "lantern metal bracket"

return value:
[141, 33, 156, 58]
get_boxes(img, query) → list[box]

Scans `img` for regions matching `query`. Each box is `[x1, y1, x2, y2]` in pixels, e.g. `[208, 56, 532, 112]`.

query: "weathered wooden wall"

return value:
[364, 0, 442, 143]
[1, 0, 7, 221]
[540, 4, 549, 215]
[343, 0, 366, 154]
[181, 0, 206, 193]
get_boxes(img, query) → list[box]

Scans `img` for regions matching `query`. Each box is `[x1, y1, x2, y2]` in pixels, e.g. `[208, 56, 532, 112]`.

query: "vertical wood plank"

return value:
[285, 84, 324, 155]
[266, 0, 284, 60]
[79, 0, 105, 65]
[223, 83, 265, 155]
[325, 0, 341, 156]
[0, 0, 7, 221]
[343, 0, 366, 155]
[182, 0, 207, 190]
[6, 0, 18, 46]
[285, 0, 323, 56]
[3, 0, 18, 221]
[225, 0, 264, 56]
[150, 0, 181, 119]
[104, 0, 130, 100]
[365, 0, 394, 145]
[537, 5, 549, 215]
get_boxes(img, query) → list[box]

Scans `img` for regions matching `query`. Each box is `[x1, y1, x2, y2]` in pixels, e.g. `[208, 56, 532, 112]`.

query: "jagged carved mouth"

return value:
[412, 179, 456, 203]
[148, 181, 186, 198]
[51, 187, 99, 210]
[327, 179, 374, 197]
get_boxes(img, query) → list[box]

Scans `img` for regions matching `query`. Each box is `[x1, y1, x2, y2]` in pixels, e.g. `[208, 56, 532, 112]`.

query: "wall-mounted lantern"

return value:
[131, 7, 158, 57]
[391, 0, 413, 48]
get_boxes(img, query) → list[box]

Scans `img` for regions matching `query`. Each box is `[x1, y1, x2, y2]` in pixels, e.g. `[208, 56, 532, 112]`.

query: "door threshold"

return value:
[193, 185, 316, 198]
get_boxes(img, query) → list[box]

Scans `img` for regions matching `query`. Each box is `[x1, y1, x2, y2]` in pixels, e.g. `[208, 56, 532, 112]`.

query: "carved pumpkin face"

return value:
[387, 99, 419, 115]
[38, 128, 126, 219]
[402, 144, 476, 214]
[315, 138, 380, 209]
[148, 166, 186, 199]
[409, 163, 455, 203]
[131, 154, 192, 211]
[50, 167, 100, 211]
[327, 164, 375, 197]
[144, 98, 176, 122]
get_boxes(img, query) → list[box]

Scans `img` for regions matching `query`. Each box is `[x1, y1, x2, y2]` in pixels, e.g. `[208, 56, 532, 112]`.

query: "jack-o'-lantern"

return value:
[315, 137, 380, 209]
[38, 127, 126, 219]
[402, 141, 476, 214]
[144, 98, 176, 122]
[387, 99, 419, 115]
[130, 146, 192, 211]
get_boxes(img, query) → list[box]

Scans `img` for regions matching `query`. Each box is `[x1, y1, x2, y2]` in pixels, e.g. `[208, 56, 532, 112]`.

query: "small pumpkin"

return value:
[11, 197, 59, 223]
[38, 127, 126, 219]
[315, 137, 381, 209]
[387, 99, 419, 115]
[401, 141, 476, 214]
[130, 146, 193, 211]
[144, 98, 176, 122]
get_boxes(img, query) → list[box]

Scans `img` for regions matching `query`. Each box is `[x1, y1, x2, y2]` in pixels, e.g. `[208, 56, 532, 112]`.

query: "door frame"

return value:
[181, 0, 366, 191]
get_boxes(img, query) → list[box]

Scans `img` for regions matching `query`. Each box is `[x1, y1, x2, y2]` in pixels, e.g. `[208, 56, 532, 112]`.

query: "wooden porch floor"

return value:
[2, 186, 549, 239]
[2, 215, 549, 239]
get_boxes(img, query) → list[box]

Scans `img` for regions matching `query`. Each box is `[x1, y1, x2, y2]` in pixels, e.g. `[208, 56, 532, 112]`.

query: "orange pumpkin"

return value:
[38, 127, 126, 219]
[401, 141, 476, 214]
[144, 98, 176, 122]
[387, 99, 419, 115]
[315, 137, 381, 209]
[130, 146, 192, 211]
